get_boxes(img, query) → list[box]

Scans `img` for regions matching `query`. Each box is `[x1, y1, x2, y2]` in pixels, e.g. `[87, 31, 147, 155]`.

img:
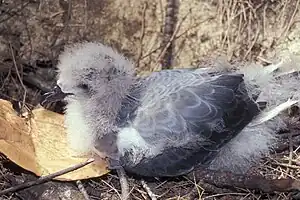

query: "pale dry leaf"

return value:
[0, 99, 109, 181]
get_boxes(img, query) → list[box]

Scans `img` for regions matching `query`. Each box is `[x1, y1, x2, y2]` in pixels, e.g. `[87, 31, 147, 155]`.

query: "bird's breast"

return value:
[117, 126, 160, 164]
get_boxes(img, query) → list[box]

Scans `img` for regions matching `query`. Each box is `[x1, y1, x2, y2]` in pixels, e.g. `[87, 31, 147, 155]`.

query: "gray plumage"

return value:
[48, 42, 300, 177]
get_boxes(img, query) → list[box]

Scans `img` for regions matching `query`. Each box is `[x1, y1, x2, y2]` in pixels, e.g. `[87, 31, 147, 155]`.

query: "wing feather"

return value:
[118, 69, 260, 176]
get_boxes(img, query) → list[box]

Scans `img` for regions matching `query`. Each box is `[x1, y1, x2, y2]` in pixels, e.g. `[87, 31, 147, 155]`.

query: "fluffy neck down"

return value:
[66, 75, 135, 156]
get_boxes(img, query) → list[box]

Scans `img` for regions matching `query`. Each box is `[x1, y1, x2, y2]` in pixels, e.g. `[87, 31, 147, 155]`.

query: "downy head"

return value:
[41, 42, 136, 155]
[54, 42, 135, 103]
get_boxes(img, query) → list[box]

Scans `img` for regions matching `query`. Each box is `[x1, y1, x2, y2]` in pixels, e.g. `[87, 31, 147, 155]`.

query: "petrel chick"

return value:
[42, 42, 300, 177]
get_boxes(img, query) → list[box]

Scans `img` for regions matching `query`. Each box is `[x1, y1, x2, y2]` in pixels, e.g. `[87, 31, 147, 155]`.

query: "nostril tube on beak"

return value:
[40, 85, 73, 106]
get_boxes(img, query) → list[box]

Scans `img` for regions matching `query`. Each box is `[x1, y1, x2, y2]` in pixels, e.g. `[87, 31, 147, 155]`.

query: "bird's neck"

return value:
[86, 77, 134, 133]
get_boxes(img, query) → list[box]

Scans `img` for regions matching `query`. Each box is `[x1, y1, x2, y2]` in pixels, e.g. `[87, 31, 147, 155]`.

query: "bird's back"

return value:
[116, 69, 260, 177]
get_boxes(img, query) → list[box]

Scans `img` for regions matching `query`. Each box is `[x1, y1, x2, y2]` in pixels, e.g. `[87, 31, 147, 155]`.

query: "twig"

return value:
[203, 192, 247, 199]
[0, 2, 30, 24]
[76, 180, 91, 200]
[134, 187, 149, 199]
[116, 168, 130, 200]
[286, 130, 294, 174]
[84, 0, 88, 30]
[0, 62, 12, 91]
[160, 0, 179, 69]
[141, 179, 157, 200]
[264, 163, 298, 180]
[273, 162, 300, 170]
[189, 166, 300, 193]
[0, 158, 95, 196]
[280, 0, 299, 39]
[184, 175, 230, 198]
[135, 2, 148, 68]
[242, 26, 260, 60]
[92, 147, 130, 199]
[100, 179, 122, 199]
[174, 16, 213, 40]
[138, 16, 212, 66]
[9, 43, 27, 114]
[154, 10, 189, 71]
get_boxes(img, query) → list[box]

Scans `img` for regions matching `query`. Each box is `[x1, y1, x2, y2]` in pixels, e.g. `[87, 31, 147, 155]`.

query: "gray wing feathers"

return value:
[131, 70, 248, 148]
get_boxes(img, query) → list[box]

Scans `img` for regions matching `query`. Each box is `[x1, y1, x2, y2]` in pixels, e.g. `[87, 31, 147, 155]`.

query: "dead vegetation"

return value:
[1, 0, 300, 199]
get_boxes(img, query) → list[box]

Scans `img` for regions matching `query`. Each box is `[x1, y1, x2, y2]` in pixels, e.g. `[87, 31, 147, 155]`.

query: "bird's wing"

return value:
[118, 69, 260, 176]
[134, 70, 259, 146]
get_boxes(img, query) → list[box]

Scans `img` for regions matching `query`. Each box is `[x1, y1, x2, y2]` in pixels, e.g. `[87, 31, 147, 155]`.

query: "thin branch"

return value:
[141, 179, 158, 200]
[116, 168, 130, 200]
[154, 9, 189, 71]
[9, 43, 27, 114]
[0, 158, 95, 196]
[189, 166, 300, 193]
[0, 2, 30, 24]
[76, 180, 91, 200]
[135, 2, 148, 69]
[160, 0, 179, 69]
[281, 0, 300, 38]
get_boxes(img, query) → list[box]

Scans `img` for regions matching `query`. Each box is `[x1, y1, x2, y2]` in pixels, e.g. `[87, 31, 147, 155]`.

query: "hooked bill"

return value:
[40, 85, 73, 106]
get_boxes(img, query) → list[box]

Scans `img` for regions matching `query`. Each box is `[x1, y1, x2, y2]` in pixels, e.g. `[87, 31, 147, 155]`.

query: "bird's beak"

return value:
[40, 85, 73, 105]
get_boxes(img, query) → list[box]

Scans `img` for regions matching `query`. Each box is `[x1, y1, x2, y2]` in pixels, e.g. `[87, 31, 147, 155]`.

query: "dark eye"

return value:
[78, 83, 89, 90]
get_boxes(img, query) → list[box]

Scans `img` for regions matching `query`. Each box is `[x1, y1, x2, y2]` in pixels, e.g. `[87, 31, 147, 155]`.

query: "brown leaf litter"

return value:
[0, 99, 109, 181]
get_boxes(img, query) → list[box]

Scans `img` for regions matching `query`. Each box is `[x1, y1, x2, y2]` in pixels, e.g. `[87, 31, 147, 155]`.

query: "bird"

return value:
[41, 42, 300, 177]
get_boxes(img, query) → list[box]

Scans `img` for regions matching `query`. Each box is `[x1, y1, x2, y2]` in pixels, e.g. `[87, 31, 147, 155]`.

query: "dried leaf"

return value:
[0, 99, 109, 181]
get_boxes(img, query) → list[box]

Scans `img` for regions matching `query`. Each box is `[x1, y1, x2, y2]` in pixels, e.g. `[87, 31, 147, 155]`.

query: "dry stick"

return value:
[138, 16, 210, 63]
[100, 178, 122, 199]
[0, 62, 12, 91]
[242, 26, 260, 60]
[116, 168, 130, 200]
[203, 192, 247, 200]
[184, 174, 231, 199]
[9, 43, 27, 114]
[92, 147, 130, 200]
[141, 179, 157, 200]
[189, 166, 300, 193]
[154, 10, 189, 71]
[160, 0, 179, 69]
[0, 158, 95, 196]
[286, 130, 294, 175]
[0, 2, 30, 24]
[76, 180, 91, 200]
[281, 0, 299, 39]
[135, 2, 148, 69]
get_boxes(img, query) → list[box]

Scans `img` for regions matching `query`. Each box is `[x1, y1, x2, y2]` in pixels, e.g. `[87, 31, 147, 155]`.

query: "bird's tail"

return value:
[209, 54, 300, 174]
[240, 55, 300, 110]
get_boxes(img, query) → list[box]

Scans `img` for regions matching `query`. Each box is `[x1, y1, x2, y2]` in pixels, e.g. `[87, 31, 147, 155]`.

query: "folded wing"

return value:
[118, 69, 260, 176]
